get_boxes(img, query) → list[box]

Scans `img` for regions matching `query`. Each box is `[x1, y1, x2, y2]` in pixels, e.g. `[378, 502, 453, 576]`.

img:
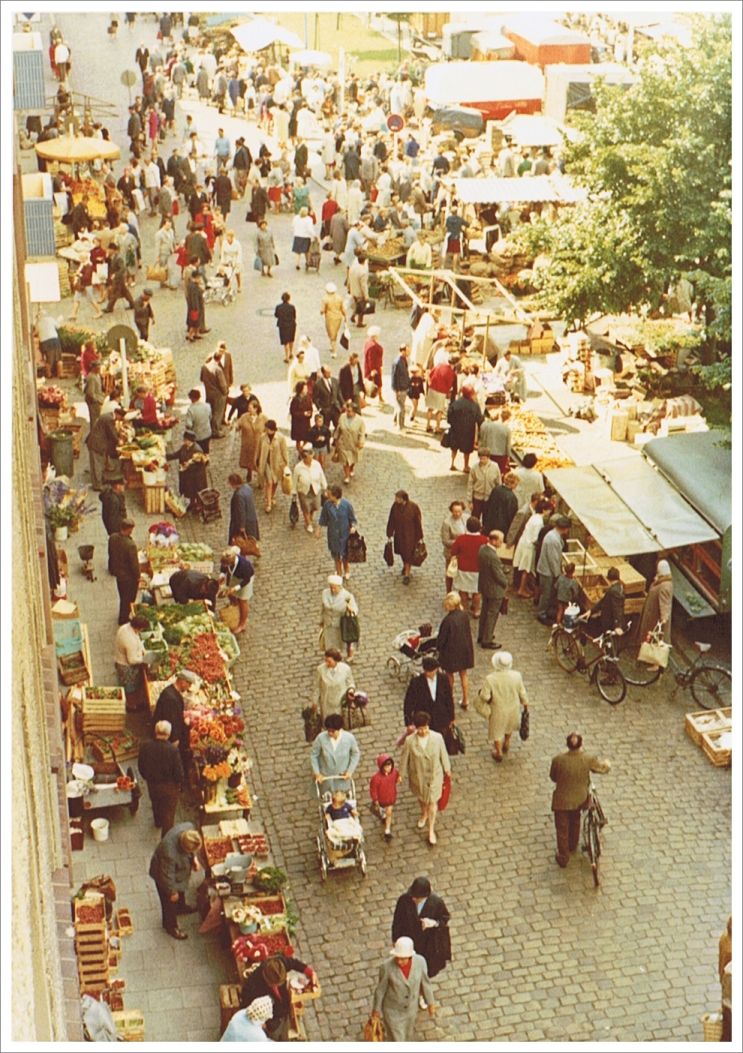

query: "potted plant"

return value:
[44, 478, 95, 541]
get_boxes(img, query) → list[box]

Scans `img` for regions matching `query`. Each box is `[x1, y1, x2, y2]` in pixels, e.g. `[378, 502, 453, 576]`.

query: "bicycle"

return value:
[581, 780, 607, 888]
[548, 615, 627, 705]
[614, 621, 732, 709]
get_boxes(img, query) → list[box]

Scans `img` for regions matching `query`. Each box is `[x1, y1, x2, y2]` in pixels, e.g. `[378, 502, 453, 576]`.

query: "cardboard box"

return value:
[610, 410, 629, 442]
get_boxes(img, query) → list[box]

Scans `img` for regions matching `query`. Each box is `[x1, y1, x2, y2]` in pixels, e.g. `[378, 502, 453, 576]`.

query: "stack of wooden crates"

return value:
[74, 893, 109, 995]
[685, 708, 732, 768]
[82, 687, 126, 736]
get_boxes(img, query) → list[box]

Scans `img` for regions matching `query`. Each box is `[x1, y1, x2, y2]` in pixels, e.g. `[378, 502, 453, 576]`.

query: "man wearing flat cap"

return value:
[536, 516, 571, 625]
[148, 823, 202, 940]
[153, 668, 200, 770]
[133, 287, 155, 341]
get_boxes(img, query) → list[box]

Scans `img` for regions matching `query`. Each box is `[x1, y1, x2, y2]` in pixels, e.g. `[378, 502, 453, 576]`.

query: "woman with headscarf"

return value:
[637, 559, 674, 648]
[363, 325, 385, 405]
[391, 876, 452, 982]
[320, 574, 358, 659]
[241, 955, 316, 1042]
[477, 651, 529, 763]
[320, 282, 346, 357]
[437, 591, 475, 711]
[446, 383, 483, 473]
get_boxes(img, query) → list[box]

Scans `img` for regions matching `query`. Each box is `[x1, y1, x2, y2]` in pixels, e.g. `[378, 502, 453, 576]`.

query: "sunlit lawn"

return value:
[258, 11, 402, 75]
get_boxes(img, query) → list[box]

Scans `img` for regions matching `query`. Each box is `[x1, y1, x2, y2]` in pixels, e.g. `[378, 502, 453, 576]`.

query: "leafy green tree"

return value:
[516, 14, 732, 386]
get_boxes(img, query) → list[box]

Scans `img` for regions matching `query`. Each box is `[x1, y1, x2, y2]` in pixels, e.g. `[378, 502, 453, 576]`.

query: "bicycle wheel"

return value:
[616, 647, 663, 687]
[588, 818, 601, 887]
[594, 658, 626, 705]
[554, 630, 580, 673]
[690, 664, 732, 710]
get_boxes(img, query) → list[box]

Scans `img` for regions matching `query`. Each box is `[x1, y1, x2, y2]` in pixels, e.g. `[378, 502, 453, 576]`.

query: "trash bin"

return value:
[50, 429, 74, 478]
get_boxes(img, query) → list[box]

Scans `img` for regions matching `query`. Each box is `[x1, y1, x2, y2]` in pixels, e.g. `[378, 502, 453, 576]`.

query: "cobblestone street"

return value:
[48, 12, 731, 1043]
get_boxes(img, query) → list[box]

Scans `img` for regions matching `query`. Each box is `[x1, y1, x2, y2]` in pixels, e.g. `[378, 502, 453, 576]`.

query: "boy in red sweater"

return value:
[370, 753, 400, 842]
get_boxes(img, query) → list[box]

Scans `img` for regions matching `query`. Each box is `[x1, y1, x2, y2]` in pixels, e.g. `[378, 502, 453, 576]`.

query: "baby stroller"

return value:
[203, 264, 237, 306]
[306, 237, 321, 273]
[316, 778, 366, 881]
[386, 623, 438, 685]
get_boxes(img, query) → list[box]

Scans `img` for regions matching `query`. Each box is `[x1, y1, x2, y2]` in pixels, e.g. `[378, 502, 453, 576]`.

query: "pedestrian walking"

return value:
[200, 351, 229, 438]
[437, 592, 474, 710]
[476, 650, 529, 763]
[132, 287, 155, 341]
[255, 219, 276, 277]
[333, 400, 366, 485]
[446, 384, 483, 473]
[363, 325, 386, 405]
[348, 250, 369, 328]
[291, 207, 315, 270]
[476, 529, 508, 649]
[391, 877, 452, 983]
[550, 733, 610, 868]
[369, 753, 399, 840]
[148, 824, 202, 940]
[138, 720, 184, 836]
[391, 344, 411, 430]
[403, 656, 454, 738]
[370, 937, 435, 1041]
[386, 490, 423, 585]
[220, 228, 244, 290]
[103, 242, 135, 312]
[235, 397, 267, 483]
[289, 382, 314, 451]
[227, 473, 260, 544]
[293, 444, 327, 533]
[338, 352, 365, 410]
[256, 420, 289, 513]
[318, 485, 357, 580]
[313, 649, 355, 720]
[185, 269, 206, 342]
[398, 711, 451, 846]
[319, 282, 346, 357]
[310, 713, 361, 793]
[275, 291, 297, 362]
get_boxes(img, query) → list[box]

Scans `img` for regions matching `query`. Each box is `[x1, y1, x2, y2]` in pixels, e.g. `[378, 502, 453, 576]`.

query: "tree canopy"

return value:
[516, 14, 732, 389]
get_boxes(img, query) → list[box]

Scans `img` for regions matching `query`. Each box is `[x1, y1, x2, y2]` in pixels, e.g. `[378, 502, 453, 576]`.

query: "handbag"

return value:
[281, 468, 293, 495]
[410, 539, 427, 567]
[289, 495, 299, 526]
[231, 529, 261, 558]
[146, 264, 167, 282]
[340, 610, 360, 644]
[440, 429, 452, 449]
[189, 308, 200, 322]
[346, 532, 367, 564]
[474, 690, 492, 721]
[444, 723, 465, 756]
[519, 706, 530, 741]
[500, 596, 509, 616]
[331, 446, 341, 463]
[340, 328, 350, 351]
[383, 539, 394, 567]
[638, 640, 670, 668]
[360, 298, 376, 316]
[446, 556, 458, 578]
[253, 255, 263, 271]
[437, 772, 452, 812]
[363, 1015, 386, 1042]
[274, 253, 280, 265]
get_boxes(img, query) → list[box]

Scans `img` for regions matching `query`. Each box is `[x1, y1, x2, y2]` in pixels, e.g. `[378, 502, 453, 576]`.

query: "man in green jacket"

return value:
[550, 733, 610, 867]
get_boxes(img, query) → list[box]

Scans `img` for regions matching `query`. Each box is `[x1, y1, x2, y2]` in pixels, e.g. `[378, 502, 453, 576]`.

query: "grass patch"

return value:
[256, 12, 402, 75]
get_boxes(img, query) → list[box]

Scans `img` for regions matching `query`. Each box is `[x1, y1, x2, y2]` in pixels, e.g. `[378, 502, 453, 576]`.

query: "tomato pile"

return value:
[232, 932, 293, 963]
[182, 633, 225, 683]
[76, 904, 104, 924]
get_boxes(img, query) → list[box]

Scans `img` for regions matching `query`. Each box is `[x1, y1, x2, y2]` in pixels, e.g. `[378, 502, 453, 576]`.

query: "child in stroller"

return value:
[386, 623, 439, 684]
[317, 782, 366, 879]
[203, 264, 237, 305]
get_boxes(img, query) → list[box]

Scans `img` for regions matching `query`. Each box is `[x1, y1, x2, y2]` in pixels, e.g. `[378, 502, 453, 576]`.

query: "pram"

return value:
[306, 237, 321, 273]
[315, 778, 366, 881]
[386, 623, 438, 685]
[203, 264, 237, 306]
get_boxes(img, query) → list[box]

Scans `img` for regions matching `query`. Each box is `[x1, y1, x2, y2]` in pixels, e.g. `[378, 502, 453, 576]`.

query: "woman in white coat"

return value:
[371, 937, 435, 1041]
[512, 497, 550, 599]
[313, 648, 355, 720]
[476, 650, 529, 762]
[320, 574, 358, 659]
[399, 711, 451, 846]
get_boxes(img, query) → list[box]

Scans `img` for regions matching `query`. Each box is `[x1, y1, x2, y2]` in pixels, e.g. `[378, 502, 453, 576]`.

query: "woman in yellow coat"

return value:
[319, 282, 347, 358]
[235, 396, 267, 484]
[256, 419, 289, 513]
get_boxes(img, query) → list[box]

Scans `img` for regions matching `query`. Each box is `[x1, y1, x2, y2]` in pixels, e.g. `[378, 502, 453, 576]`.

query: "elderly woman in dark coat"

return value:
[392, 876, 452, 981]
[185, 269, 205, 342]
[482, 471, 519, 538]
[166, 431, 208, 507]
[386, 490, 423, 586]
[437, 591, 474, 710]
[446, 382, 483, 473]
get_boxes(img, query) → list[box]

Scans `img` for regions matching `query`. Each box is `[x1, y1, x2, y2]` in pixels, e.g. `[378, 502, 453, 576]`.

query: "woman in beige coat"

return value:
[235, 396, 267, 483]
[636, 559, 674, 646]
[320, 282, 347, 358]
[476, 651, 529, 763]
[256, 419, 289, 513]
[399, 711, 451, 846]
[334, 401, 366, 485]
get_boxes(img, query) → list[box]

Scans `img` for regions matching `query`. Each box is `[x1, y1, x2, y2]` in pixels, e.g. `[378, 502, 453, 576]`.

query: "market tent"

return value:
[643, 431, 731, 535]
[231, 18, 303, 53]
[543, 62, 633, 122]
[425, 61, 544, 108]
[35, 136, 120, 163]
[290, 49, 332, 68]
[546, 457, 719, 556]
[500, 113, 566, 147]
[454, 175, 586, 204]
[501, 15, 590, 47]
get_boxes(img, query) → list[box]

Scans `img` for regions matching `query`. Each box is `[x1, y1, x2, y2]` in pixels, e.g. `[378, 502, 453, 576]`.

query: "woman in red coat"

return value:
[386, 490, 423, 586]
[363, 325, 385, 405]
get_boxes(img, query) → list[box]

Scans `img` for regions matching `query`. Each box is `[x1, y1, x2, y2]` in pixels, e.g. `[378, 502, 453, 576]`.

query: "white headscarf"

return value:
[656, 560, 671, 577]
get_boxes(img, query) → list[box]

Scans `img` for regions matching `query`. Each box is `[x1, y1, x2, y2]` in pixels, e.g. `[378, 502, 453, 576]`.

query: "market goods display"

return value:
[232, 930, 294, 964]
[510, 407, 574, 471]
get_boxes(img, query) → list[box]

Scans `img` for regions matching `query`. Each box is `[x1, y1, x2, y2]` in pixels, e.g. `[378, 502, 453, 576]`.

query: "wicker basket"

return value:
[701, 1012, 723, 1041]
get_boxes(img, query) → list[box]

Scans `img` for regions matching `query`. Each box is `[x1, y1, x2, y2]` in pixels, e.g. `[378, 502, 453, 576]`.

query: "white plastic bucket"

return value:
[91, 818, 110, 842]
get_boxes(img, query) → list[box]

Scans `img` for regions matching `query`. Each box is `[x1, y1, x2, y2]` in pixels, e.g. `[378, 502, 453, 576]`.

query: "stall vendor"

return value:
[494, 349, 527, 403]
[130, 384, 159, 426]
[241, 956, 317, 1042]
[168, 568, 220, 608]
[113, 614, 150, 711]
[166, 431, 208, 508]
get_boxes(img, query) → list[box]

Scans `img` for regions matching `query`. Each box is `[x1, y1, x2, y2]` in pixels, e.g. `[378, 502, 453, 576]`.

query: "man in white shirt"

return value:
[292, 444, 328, 533]
[54, 40, 70, 81]
[143, 155, 161, 216]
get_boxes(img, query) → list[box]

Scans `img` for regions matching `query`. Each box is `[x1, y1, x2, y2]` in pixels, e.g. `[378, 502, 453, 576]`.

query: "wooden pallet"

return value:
[685, 708, 732, 747]
[113, 1010, 145, 1042]
[701, 727, 732, 768]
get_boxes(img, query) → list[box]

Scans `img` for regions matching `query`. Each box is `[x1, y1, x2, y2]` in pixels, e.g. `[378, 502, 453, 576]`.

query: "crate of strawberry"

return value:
[232, 930, 293, 965]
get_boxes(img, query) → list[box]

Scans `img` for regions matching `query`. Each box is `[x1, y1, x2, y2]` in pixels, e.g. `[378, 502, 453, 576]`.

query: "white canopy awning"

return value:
[231, 19, 303, 54]
[455, 175, 586, 204]
[290, 49, 332, 68]
[546, 458, 719, 556]
[500, 113, 566, 147]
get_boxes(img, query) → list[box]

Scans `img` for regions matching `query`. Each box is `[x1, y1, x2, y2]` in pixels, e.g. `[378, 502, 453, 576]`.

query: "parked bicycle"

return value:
[582, 780, 607, 888]
[614, 621, 732, 709]
[548, 614, 627, 705]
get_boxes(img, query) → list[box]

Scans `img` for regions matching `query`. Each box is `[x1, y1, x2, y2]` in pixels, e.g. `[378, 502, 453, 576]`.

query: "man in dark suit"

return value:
[313, 365, 343, 429]
[550, 732, 610, 867]
[108, 518, 141, 624]
[589, 567, 626, 633]
[403, 656, 454, 736]
[477, 529, 508, 649]
[138, 720, 184, 836]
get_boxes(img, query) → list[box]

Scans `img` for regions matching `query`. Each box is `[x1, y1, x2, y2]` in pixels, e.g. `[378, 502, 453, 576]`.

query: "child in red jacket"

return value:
[369, 753, 400, 842]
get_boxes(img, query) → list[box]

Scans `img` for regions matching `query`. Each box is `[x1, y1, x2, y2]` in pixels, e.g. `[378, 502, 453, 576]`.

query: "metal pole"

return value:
[338, 49, 346, 117]
[120, 338, 129, 407]
[304, 13, 309, 48]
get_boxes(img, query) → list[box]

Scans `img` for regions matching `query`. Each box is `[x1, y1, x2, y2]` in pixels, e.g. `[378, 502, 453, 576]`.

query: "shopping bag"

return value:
[363, 1015, 386, 1042]
[340, 610, 360, 644]
[146, 264, 167, 283]
[444, 723, 465, 756]
[440, 429, 452, 449]
[519, 706, 530, 741]
[281, 467, 293, 495]
[446, 556, 458, 578]
[410, 539, 427, 567]
[253, 255, 263, 271]
[638, 640, 670, 668]
[346, 532, 367, 564]
[474, 690, 492, 721]
[437, 772, 452, 812]
[360, 298, 376, 316]
[230, 529, 261, 558]
[340, 327, 351, 351]
[383, 539, 394, 567]
[289, 495, 300, 526]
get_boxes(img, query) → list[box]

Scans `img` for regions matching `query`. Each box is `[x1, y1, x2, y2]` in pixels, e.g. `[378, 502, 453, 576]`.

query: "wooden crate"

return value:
[143, 485, 166, 515]
[58, 651, 89, 686]
[219, 984, 242, 1032]
[685, 709, 732, 747]
[57, 355, 80, 379]
[114, 908, 133, 935]
[701, 727, 732, 768]
[112, 1009, 145, 1042]
[624, 594, 647, 614]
